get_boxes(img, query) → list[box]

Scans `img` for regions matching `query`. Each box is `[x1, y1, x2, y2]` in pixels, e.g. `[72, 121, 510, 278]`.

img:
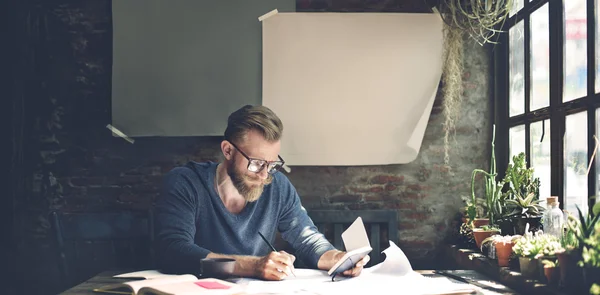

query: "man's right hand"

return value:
[255, 251, 296, 280]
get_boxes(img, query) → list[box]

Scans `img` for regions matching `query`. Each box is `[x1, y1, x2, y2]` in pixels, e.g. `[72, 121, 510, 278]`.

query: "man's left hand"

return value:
[337, 252, 370, 277]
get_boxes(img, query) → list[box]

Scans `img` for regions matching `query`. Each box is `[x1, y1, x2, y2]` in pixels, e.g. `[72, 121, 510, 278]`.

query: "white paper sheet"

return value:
[114, 270, 182, 279]
[341, 217, 370, 252]
[262, 12, 443, 165]
[239, 241, 479, 295]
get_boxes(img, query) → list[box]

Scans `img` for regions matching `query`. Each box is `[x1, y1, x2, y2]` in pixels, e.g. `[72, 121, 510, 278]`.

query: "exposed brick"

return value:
[329, 195, 362, 203]
[347, 202, 384, 210]
[369, 175, 405, 185]
[348, 185, 384, 193]
[406, 213, 429, 220]
[363, 194, 384, 202]
[384, 184, 397, 191]
[389, 202, 416, 210]
[398, 222, 418, 230]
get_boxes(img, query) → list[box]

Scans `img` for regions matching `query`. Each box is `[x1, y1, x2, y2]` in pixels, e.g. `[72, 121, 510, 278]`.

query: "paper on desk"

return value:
[241, 241, 477, 295]
[114, 270, 182, 279]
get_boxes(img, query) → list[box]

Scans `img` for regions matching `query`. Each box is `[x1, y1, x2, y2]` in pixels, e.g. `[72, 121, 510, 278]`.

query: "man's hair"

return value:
[224, 105, 283, 144]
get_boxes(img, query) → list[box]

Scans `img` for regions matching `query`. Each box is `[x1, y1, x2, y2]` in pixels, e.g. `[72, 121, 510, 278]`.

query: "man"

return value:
[154, 105, 369, 280]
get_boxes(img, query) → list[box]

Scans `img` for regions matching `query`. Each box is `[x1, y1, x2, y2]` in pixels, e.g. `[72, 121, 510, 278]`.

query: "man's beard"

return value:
[227, 160, 273, 202]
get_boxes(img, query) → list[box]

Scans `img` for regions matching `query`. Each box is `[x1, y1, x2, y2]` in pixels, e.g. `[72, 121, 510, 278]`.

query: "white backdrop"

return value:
[262, 13, 443, 166]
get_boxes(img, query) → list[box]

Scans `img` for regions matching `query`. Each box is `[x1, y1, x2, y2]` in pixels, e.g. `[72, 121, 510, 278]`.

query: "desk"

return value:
[60, 269, 519, 295]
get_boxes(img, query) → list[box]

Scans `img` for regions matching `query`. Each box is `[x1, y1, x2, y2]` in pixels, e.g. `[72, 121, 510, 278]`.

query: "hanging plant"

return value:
[441, 23, 464, 167]
[435, 0, 514, 166]
[437, 0, 515, 46]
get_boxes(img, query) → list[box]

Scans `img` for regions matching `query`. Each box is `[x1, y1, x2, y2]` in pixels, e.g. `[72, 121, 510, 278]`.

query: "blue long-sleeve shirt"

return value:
[154, 161, 335, 275]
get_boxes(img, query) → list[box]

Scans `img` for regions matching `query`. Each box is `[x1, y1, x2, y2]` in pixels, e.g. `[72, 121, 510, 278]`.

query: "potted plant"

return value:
[473, 224, 500, 250]
[540, 258, 559, 285]
[501, 153, 544, 235]
[534, 233, 563, 283]
[577, 203, 600, 293]
[557, 210, 584, 291]
[512, 231, 545, 278]
[481, 234, 519, 267]
[468, 124, 505, 229]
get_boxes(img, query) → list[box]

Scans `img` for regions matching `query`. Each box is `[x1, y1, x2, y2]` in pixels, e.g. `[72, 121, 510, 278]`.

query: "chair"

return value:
[306, 209, 399, 267]
[50, 210, 155, 289]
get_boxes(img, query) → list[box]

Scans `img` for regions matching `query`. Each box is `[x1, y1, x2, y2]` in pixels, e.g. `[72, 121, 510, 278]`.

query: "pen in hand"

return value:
[258, 231, 296, 277]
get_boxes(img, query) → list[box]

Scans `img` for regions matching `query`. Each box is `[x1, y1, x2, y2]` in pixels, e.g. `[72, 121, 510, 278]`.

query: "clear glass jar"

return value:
[542, 196, 564, 239]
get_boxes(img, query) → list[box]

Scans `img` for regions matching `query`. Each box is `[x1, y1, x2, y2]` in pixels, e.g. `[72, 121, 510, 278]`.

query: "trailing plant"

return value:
[441, 22, 464, 167]
[437, 0, 516, 46]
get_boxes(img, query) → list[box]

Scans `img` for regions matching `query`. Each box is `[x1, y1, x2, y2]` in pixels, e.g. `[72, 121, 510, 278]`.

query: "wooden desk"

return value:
[60, 269, 520, 295]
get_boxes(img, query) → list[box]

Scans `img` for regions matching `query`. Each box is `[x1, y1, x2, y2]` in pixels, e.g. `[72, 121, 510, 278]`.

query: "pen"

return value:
[258, 231, 296, 277]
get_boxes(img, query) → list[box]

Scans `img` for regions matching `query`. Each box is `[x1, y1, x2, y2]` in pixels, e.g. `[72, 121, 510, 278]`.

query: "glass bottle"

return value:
[542, 196, 564, 239]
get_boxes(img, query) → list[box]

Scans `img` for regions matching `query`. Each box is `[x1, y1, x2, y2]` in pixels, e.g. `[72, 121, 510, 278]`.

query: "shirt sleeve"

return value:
[276, 175, 336, 269]
[154, 168, 210, 274]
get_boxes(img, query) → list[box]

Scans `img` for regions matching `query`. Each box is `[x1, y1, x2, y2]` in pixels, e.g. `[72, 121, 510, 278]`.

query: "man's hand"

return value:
[337, 252, 370, 277]
[255, 251, 296, 281]
[318, 249, 370, 277]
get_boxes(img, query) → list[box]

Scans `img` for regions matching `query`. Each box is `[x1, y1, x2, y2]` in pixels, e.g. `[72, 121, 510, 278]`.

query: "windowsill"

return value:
[445, 245, 573, 295]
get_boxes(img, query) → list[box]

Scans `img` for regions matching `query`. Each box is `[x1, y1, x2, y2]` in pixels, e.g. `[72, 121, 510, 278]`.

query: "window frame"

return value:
[494, 0, 600, 213]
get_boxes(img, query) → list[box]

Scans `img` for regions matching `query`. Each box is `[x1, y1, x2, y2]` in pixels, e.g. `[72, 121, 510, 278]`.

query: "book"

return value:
[327, 217, 373, 276]
[93, 274, 242, 295]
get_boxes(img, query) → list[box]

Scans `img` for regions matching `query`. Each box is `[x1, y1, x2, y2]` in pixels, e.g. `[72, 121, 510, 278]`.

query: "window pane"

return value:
[529, 4, 550, 111]
[510, 0, 524, 17]
[564, 112, 588, 215]
[510, 125, 526, 159]
[597, 0, 600, 93]
[531, 120, 551, 201]
[564, 0, 587, 101]
[510, 21, 525, 117]
[530, 4, 550, 111]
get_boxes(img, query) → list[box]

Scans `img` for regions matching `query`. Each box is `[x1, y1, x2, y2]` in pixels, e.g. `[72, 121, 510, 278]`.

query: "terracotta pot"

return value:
[495, 242, 513, 267]
[472, 229, 499, 250]
[472, 218, 489, 228]
[556, 250, 584, 292]
[519, 257, 538, 278]
[544, 265, 559, 285]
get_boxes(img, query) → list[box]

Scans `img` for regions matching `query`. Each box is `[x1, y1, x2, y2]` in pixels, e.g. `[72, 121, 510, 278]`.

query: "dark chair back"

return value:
[306, 209, 398, 267]
[50, 210, 155, 289]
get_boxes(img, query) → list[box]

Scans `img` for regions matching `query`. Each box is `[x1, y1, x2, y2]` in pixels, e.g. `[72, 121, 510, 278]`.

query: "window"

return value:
[496, 0, 600, 213]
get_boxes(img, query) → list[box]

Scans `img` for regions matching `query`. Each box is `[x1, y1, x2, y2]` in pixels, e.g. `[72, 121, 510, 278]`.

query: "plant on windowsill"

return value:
[468, 124, 505, 228]
[500, 152, 544, 235]
[472, 224, 500, 250]
[480, 234, 520, 266]
[576, 204, 600, 293]
[512, 230, 559, 279]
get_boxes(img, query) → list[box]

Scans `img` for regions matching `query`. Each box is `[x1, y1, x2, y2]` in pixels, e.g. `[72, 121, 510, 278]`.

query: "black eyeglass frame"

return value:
[228, 141, 285, 174]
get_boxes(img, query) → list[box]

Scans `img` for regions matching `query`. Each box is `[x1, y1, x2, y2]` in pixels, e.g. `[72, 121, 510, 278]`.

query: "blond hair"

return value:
[224, 105, 283, 144]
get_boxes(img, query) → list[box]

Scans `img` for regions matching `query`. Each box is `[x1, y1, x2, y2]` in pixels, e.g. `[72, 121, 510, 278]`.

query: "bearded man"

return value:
[154, 105, 368, 281]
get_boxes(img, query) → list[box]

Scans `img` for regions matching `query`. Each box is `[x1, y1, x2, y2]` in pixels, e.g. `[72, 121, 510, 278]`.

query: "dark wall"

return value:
[5, 1, 492, 294]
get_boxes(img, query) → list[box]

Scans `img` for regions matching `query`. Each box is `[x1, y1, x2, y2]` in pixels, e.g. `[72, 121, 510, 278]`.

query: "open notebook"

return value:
[93, 274, 242, 295]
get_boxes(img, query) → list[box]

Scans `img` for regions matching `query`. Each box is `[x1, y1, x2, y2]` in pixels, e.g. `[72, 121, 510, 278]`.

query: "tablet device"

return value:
[327, 246, 372, 277]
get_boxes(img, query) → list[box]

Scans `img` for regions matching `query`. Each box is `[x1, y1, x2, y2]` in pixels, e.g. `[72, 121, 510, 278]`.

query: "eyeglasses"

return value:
[229, 142, 285, 174]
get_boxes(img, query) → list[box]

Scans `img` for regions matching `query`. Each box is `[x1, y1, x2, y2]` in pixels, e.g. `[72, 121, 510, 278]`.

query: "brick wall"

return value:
[7, 0, 492, 294]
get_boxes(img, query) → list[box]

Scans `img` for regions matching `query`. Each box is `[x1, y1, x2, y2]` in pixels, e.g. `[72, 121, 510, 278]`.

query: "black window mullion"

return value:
[524, 8, 532, 167]
[587, 0, 597, 212]
[496, 27, 510, 181]
[587, 0, 597, 97]
[549, 0, 565, 207]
